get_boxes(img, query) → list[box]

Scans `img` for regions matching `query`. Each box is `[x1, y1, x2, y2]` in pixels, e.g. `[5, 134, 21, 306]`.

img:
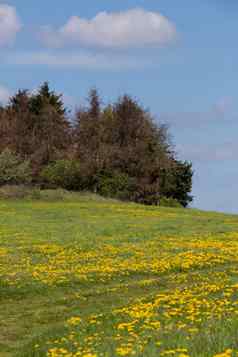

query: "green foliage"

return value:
[30, 82, 66, 116]
[40, 160, 81, 190]
[173, 160, 193, 207]
[0, 83, 193, 207]
[0, 149, 32, 186]
[160, 160, 193, 207]
[96, 171, 133, 200]
[159, 196, 182, 208]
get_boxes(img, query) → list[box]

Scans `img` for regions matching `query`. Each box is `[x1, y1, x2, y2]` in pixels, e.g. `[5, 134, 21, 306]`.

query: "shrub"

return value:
[96, 171, 133, 200]
[40, 160, 81, 190]
[131, 179, 160, 206]
[0, 149, 32, 186]
[159, 196, 182, 208]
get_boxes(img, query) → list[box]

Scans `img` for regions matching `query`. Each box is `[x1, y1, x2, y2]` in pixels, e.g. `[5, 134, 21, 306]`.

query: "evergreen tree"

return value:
[0, 83, 193, 206]
[30, 82, 66, 116]
[88, 88, 101, 120]
[6, 90, 34, 156]
[160, 160, 193, 207]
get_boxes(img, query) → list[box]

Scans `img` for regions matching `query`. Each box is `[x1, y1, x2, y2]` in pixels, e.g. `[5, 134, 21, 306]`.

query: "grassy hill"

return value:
[1, 193, 238, 356]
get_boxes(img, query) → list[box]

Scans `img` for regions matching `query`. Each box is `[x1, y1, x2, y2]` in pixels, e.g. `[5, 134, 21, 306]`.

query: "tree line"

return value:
[0, 82, 193, 207]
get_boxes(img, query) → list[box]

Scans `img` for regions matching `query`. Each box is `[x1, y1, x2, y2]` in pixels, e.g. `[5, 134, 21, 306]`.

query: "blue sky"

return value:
[0, 1, 237, 213]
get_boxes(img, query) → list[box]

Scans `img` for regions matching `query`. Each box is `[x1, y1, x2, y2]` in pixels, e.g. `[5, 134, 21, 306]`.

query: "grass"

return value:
[0, 192, 238, 356]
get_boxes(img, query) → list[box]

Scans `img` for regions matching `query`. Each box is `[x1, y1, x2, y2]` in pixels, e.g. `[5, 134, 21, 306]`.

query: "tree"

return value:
[160, 160, 193, 207]
[30, 102, 71, 171]
[29, 83, 71, 172]
[74, 89, 104, 190]
[30, 82, 66, 116]
[0, 83, 193, 206]
[0, 107, 12, 151]
[108, 95, 173, 204]
[3, 83, 72, 174]
[88, 87, 101, 120]
[5, 90, 34, 156]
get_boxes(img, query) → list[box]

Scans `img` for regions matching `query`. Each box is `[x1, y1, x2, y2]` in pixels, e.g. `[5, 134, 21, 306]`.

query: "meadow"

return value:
[1, 193, 238, 356]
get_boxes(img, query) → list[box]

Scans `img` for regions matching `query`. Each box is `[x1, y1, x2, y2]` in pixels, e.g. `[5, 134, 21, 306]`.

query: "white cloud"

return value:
[40, 8, 177, 49]
[0, 85, 10, 104]
[5, 51, 152, 70]
[0, 4, 21, 46]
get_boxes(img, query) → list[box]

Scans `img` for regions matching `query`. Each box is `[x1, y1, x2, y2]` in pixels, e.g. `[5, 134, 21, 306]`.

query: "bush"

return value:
[96, 171, 133, 200]
[0, 149, 32, 186]
[131, 179, 160, 206]
[40, 160, 81, 190]
[159, 196, 182, 208]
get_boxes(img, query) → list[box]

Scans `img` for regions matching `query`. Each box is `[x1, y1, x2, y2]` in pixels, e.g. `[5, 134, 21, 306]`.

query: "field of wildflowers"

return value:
[1, 195, 238, 356]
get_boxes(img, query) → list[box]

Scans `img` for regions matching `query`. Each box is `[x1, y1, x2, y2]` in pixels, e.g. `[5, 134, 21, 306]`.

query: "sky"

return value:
[0, 0, 237, 213]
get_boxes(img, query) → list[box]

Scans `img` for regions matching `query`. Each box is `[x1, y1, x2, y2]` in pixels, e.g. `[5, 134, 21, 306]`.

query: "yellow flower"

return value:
[67, 316, 81, 326]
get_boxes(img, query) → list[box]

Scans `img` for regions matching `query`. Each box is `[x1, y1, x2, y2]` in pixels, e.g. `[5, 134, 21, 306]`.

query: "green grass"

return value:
[0, 193, 238, 356]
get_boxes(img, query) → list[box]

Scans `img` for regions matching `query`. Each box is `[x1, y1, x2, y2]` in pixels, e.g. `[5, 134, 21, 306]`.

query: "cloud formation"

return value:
[40, 8, 177, 49]
[0, 4, 21, 46]
[4, 51, 152, 70]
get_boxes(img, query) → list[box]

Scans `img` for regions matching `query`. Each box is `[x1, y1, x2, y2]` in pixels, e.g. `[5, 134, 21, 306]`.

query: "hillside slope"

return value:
[0, 195, 238, 356]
